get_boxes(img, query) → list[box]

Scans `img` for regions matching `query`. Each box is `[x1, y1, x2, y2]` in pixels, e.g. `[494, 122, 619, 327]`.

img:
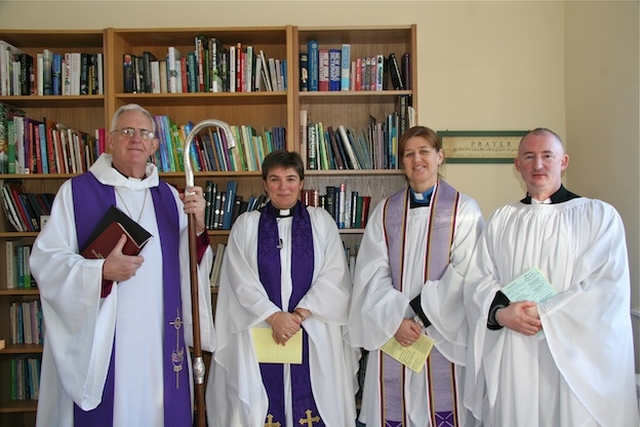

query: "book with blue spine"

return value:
[51, 53, 62, 95]
[222, 180, 237, 230]
[307, 40, 319, 91]
[340, 44, 351, 91]
[329, 49, 341, 91]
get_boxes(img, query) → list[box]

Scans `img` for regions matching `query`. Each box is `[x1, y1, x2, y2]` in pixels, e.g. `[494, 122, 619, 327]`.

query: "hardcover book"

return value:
[123, 53, 135, 93]
[329, 49, 341, 91]
[299, 52, 308, 92]
[318, 49, 329, 92]
[0, 40, 25, 96]
[80, 205, 153, 259]
[388, 53, 404, 90]
[307, 40, 319, 91]
[340, 44, 351, 91]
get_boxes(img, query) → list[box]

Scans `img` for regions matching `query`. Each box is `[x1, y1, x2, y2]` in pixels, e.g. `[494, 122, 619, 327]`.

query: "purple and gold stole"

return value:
[380, 180, 460, 427]
[71, 172, 191, 426]
[257, 201, 324, 427]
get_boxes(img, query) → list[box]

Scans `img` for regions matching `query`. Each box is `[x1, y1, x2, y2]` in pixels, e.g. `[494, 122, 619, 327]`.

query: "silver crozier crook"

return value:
[182, 119, 236, 427]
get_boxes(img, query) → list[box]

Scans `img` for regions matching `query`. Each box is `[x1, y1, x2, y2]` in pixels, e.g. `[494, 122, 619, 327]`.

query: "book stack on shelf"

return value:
[209, 243, 226, 289]
[301, 40, 410, 92]
[203, 179, 267, 231]
[302, 106, 414, 171]
[1, 180, 54, 233]
[9, 300, 43, 345]
[301, 183, 372, 230]
[0, 40, 103, 97]
[150, 115, 285, 173]
[0, 102, 104, 175]
[5, 240, 36, 289]
[8, 356, 41, 402]
[123, 38, 286, 94]
[0, 102, 25, 174]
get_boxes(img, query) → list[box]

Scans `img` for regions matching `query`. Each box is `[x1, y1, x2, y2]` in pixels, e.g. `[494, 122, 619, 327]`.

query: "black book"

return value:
[123, 53, 135, 93]
[142, 51, 157, 93]
[80, 205, 153, 259]
[79, 53, 89, 95]
[388, 53, 404, 90]
[401, 52, 411, 91]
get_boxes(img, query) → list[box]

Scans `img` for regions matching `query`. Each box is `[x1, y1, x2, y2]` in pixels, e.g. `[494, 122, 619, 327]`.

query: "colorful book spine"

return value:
[318, 49, 329, 92]
[340, 44, 351, 91]
[329, 49, 341, 91]
[307, 40, 319, 91]
[299, 52, 308, 92]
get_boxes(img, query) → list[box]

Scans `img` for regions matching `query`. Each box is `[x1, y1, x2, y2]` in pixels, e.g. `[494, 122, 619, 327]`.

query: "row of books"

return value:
[0, 103, 287, 175]
[203, 180, 268, 230]
[9, 300, 43, 346]
[151, 115, 286, 173]
[5, 240, 36, 289]
[9, 355, 41, 401]
[302, 185, 372, 229]
[209, 242, 225, 288]
[1, 40, 103, 96]
[301, 95, 414, 171]
[0, 103, 103, 175]
[1, 180, 54, 232]
[302, 41, 411, 92]
[123, 40, 285, 94]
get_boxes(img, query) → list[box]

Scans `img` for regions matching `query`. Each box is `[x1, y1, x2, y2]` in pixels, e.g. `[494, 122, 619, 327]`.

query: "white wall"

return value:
[564, 0, 640, 371]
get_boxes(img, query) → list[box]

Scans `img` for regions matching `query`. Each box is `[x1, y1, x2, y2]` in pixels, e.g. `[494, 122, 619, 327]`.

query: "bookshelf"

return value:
[0, 24, 417, 426]
[293, 25, 417, 255]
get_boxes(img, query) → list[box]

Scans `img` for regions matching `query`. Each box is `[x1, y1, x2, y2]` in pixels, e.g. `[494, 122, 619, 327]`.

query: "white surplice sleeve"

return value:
[30, 180, 115, 410]
[348, 199, 406, 351]
[419, 194, 484, 364]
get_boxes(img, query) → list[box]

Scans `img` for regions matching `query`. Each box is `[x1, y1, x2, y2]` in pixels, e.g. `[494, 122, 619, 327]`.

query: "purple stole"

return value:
[381, 180, 460, 427]
[71, 172, 191, 426]
[257, 201, 324, 427]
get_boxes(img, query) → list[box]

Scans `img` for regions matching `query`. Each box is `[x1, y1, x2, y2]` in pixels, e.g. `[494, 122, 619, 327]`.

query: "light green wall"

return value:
[1, 0, 638, 367]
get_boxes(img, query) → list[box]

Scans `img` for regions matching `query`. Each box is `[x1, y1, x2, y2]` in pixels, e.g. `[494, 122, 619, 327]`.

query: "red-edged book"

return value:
[80, 205, 153, 259]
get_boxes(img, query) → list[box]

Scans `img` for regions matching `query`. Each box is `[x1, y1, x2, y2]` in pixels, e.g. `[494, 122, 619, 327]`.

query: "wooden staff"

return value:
[183, 119, 236, 427]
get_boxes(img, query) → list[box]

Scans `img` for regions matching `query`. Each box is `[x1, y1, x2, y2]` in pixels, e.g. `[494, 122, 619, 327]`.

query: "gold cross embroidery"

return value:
[298, 409, 320, 426]
[264, 414, 281, 427]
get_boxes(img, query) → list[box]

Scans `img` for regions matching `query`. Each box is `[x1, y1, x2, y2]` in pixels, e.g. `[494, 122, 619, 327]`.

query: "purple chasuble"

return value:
[71, 172, 191, 426]
[381, 180, 460, 427]
[257, 201, 324, 427]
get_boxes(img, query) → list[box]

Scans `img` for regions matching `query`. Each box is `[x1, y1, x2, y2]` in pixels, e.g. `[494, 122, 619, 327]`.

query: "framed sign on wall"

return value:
[439, 130, 529, 163]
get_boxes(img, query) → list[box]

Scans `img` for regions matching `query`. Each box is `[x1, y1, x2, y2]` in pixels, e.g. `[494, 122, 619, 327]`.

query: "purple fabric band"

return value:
[257, 202, 324, 426]
[71, 172, 191, 426]
[381, 180, 459, 426]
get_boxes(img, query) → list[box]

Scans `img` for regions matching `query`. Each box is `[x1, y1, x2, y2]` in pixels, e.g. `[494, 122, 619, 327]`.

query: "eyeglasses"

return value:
[111, 127, 156, 141]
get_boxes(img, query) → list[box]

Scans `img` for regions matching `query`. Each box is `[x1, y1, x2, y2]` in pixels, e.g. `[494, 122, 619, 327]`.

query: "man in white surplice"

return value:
[30, 104, 215, 427]
[206, 150, 358, 427]
[464, 128, 639, 427]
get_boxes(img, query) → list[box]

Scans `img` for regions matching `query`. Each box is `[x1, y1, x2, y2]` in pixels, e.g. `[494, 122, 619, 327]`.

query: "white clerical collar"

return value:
[531, 197, 551, 204]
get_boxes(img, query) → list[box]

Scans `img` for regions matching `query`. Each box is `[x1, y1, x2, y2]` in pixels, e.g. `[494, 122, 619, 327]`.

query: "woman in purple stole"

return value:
[348, 126, 484, 427]
[206, 150, 358, 427]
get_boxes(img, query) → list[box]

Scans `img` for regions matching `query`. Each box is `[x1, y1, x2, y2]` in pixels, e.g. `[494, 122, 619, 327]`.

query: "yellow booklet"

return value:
[251, 327, 302, 364]
[380, 334, 435, 373]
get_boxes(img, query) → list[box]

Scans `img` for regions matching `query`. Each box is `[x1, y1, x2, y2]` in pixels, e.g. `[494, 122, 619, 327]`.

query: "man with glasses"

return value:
[30, 103, 216, 426]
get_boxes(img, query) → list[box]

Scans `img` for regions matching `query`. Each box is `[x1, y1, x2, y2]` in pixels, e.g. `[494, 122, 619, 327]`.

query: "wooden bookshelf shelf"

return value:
[0, 24, 417, 426]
